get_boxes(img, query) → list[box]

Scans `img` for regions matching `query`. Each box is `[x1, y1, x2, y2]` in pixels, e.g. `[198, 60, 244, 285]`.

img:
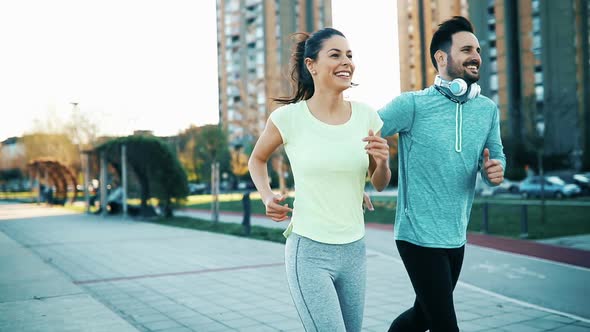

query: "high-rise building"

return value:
[470, 0, 589, 170]
[216, 0, 332, 147]
[396, 0, 469, 92]
[397, 0, 590, 170]
[469, 0, 537, 158]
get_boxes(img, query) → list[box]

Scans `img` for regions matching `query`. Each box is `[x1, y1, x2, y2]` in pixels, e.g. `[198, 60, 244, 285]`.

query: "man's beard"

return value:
[447, 54, 480, 84]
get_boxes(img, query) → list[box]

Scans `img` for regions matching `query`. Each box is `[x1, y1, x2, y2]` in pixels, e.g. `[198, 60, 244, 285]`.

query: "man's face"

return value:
[446, 31, 481, 84]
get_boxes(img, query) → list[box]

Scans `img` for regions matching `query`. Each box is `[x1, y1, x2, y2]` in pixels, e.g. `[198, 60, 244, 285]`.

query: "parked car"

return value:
[475, 173, 520, 197]
[519, 176, 581, 199]
[480, 178, 521, 196]
[573, 172, 590, 195]
[188, 183, 209, 195]
[237, 180, 256, 190]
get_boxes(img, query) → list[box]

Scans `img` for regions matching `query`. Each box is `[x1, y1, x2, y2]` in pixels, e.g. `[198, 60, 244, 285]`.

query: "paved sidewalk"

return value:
[0, 205, 137, 332]
[0, 203, 589, 331]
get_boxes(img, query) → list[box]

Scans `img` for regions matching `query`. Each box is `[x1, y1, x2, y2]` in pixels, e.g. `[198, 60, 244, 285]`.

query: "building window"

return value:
[256, 53, 264, 65]
[533, 16, 540, 32]
[490, 74, 498, 90]
[535, 72, 543, 84]
[532, 34, 542, 56]
[492, 93, 499, 105]
[532, 0, 539, 13]
[535, 85, 544, 102]
[256, 65, 264, 78]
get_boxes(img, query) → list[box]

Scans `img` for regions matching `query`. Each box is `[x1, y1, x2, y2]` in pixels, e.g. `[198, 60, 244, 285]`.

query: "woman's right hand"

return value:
[263, 194, 292, 222]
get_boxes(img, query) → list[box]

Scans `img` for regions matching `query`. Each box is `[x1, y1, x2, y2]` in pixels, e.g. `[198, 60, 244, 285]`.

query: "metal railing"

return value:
[475, 198, 590, 238]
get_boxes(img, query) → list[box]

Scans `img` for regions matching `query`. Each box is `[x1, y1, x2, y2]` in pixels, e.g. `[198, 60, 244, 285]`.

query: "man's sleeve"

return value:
[377, 93, 415, 137]
[480, 106, 507, 186]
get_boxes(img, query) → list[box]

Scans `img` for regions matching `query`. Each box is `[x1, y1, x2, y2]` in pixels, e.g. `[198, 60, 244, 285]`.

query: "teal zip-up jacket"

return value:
[379, 86, 506, 248]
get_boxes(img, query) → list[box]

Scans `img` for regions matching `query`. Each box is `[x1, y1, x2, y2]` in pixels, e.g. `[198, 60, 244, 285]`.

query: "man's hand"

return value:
[263, 194, 292, 222]
[483, 148, 504, 185]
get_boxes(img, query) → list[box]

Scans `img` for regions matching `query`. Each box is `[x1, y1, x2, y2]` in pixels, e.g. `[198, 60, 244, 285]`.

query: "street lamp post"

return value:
[536, 116, 545, 225]
[81, 150, 91, 214]
[211, 161, 220, 223]
[231, 142, 244, 189]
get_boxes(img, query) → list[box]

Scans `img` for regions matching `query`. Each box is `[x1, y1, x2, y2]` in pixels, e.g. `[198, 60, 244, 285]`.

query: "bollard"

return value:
[482, 202, 489, 234]
[520, 204, 528, 238]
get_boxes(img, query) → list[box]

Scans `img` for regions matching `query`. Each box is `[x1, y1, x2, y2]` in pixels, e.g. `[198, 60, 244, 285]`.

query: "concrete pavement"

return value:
[0, 202, 589, 331]
[179, 208, 590, 319]
[0, 203, 138, 332]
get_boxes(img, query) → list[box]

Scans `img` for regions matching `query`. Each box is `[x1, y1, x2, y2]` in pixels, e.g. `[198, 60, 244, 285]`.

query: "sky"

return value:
[0, 0, 399, 142]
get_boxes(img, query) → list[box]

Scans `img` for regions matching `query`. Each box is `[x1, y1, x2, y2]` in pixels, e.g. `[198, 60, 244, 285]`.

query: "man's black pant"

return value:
[388, 240, 465, 332]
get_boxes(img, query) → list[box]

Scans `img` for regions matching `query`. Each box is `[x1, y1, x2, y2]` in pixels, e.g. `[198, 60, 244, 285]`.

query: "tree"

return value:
[231, 145, 249, 177]
[176, 124, 231, 184]
[177, 125, 202, 182]
[178, 135, 199, 182]
[96, 135, 189, 217]
[22, 104, 101, 187]
[64, 103, 99, 151]
[270, 149, 288, 193]
[22, 133, 79, 169]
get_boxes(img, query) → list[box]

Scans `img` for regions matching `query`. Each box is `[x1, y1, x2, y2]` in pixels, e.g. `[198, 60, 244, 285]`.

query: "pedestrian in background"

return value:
[248, 27, 390, 331]
[241, 190, 251, 235]
[375, 16, 506, 332]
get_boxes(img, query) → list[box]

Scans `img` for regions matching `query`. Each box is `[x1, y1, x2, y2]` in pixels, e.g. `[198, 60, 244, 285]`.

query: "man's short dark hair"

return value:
[430, 16, 475, 71]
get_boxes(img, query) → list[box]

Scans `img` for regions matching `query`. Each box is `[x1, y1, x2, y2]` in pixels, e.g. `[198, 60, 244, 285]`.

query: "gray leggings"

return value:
[285, 233, 366, 332]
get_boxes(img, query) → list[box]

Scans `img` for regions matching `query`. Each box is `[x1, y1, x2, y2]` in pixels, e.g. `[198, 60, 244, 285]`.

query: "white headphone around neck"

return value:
[434, 75, 480, 100]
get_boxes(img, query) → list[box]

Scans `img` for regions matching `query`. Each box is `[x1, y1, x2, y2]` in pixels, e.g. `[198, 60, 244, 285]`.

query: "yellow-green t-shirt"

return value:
[270, 100, 383, 244]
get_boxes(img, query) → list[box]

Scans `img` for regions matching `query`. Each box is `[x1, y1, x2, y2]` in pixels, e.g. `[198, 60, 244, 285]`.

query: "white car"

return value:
[573, 172, 590, 195]
[519, 176, 581, 199]
[476, 173, 520, 197]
